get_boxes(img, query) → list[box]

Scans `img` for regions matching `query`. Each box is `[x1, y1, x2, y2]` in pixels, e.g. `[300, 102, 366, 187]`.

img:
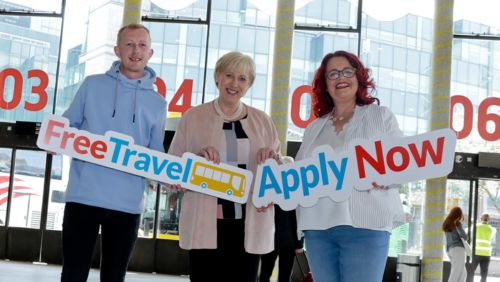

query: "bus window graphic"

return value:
[190, 162, 245, 198]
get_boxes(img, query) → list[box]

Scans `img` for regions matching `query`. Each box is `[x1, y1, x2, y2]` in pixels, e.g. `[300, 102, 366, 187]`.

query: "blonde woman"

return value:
[168, 51, 280, 281]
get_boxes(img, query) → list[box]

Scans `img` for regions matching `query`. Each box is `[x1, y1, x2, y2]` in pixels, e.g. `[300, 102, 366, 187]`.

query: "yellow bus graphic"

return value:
[190, 162, 246, 198]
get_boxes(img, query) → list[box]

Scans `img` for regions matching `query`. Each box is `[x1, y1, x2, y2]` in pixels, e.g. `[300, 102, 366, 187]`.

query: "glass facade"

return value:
[0, 0, 498, 262]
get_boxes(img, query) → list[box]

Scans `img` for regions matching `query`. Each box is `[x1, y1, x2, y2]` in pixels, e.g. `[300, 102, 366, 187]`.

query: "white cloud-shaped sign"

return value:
[252, 128, 457, 210]
[36, 114, 253, 204]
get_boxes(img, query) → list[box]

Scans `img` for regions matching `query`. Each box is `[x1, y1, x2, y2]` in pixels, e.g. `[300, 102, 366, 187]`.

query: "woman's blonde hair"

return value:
[214, 51, 256, 86]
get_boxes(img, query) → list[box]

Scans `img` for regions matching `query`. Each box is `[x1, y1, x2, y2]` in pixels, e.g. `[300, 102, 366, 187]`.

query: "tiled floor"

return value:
[2, 259, 500, 282]
[0, 260, 189, 282]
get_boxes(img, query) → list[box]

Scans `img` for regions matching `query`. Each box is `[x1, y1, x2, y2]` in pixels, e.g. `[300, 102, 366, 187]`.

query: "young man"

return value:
[60, 23, 166, 282]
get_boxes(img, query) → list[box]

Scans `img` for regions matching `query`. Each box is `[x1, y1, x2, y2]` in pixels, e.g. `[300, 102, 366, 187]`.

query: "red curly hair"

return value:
[311, 51, 378, 118]
[442, 206, 464, 232]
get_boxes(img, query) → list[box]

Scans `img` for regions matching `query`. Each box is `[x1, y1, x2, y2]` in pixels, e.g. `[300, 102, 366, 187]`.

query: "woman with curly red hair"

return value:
[443, 206, 468, 282]
[295, 51, 406, 281]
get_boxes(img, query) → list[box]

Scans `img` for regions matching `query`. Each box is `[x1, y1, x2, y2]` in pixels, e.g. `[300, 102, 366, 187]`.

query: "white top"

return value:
[296, 104, 406, 233]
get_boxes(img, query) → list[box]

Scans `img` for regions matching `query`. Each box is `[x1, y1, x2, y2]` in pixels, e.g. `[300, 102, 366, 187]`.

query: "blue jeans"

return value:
[304, 225, 390, 282]
[61, 202, 140, 282]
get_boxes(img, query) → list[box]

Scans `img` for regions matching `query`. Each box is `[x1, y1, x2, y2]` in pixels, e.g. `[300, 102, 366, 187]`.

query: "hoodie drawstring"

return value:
[112, 70, 119, 118]
[133, 80, 139, 123]
[112, 71, 139, 123]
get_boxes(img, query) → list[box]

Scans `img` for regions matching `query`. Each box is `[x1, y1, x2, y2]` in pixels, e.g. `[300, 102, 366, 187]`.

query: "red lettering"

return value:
[44, 119, 65, 145]
[73, 136, 90, 154]
[408, 137, 444, 167]
[61, 131, 75, 149]
[169, 79, 193, 113]
[477, 97, 500, 141]
[0, 68, 23, 110]
[291, 85, 315, 129]
[450, 95, 473, 139]
[355, 141, 386, 179]
[91, 141, 107, 159]
[154, 77, 166, 98]
[25, 69, 48, 111]
[386, 146, 410, 172]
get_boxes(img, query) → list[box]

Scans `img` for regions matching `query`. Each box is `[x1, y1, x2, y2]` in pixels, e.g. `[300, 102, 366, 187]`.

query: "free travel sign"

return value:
[36, 114, 253, 204]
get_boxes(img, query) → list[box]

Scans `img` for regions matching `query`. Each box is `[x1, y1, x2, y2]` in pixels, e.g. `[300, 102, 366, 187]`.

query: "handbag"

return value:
[293, 251, 314, 282]
[460, 237, 473, 257]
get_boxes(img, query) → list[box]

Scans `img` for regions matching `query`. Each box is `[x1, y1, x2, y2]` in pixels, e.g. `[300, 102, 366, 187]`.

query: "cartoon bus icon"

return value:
[190, 161, 246, 198]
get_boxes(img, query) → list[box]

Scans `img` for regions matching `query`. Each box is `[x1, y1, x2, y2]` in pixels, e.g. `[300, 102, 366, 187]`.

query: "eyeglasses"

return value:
[326, 68, 357, 80]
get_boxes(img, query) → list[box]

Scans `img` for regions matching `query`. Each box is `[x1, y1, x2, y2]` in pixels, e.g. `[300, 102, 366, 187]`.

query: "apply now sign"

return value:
[36, 114, 253, 204]
[253, 128, 457, 211]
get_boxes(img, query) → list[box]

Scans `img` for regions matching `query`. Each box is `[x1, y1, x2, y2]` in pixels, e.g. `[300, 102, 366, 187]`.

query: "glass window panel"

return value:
[393, 47, 406, 71]
[391, 91, 405, 115]
[2, 0, 62, 13]
[156, 188, 182, 239]
[8, 150, 46, 229]
[46, 154, 66, 230]
[142, 0, 208, 20]
[219, 25, 238, 50]
[237, 28, 256, 53]
[452, 39, 500, 154]
[290, 30, 358, 139]
[407, 50, 419, 73]
[295, 0, 358, 28]
[0, 148, 13, 226]
[454, 0, 500, 35]
[0, 15, 61, 122]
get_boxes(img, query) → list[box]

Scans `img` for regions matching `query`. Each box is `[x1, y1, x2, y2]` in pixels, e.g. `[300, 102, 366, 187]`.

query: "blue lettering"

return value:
[134, 153, 151, 172]
[182, 158, 192, 183]
[281, 169, 299, 200]
[318, 152, 330, 186]
[152, 156, 169, 175]
[258, 166, 282, 197]
[122, 148, 137, 166]
[166, 161, 182, 180]
[327, 158, 348, 190]
[109, 137, 129, 164]
[300, 165, 320, 196]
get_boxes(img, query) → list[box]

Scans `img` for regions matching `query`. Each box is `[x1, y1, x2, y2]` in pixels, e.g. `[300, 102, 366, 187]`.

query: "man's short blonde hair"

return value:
[116, 23, 151, 45]
[214, 51, 256, 86]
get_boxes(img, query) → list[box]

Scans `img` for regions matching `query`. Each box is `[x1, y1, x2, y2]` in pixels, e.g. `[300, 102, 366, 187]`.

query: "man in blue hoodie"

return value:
[60, 23, 166, 282]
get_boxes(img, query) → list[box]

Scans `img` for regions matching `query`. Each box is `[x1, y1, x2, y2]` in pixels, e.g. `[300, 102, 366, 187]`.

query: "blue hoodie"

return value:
[63, 61, 167, 214]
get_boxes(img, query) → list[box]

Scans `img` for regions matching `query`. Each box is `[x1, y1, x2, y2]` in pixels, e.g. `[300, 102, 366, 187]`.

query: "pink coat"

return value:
[168, 101, 280, 254]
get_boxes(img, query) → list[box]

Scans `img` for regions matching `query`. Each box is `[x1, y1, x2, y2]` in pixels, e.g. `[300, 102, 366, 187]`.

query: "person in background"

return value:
[295, 50, 406, 282]
[168, 51, 280, 282]
[443, 206, 468, 282]
[469, 213, 496, 282]
[60, 23, 166, 282]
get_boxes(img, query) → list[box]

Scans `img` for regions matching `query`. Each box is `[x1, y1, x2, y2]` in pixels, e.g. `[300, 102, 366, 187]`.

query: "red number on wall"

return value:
[0, 68, 23, 110]
[25, 69, 49, 111]
[154, 77, 166, 98]
[291, 85, 315, 129]
[168, 79, 193, 113]
[477, 97, 500, 141]
[450, 95, 474, 139]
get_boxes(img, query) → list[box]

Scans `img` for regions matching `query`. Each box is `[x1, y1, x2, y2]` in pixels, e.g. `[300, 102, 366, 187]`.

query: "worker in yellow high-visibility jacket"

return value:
[470, 213, 497, 282]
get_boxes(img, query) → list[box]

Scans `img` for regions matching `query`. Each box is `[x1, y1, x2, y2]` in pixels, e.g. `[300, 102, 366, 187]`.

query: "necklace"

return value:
[331, 108, 355, 123]
[214, 98, 243, 121]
